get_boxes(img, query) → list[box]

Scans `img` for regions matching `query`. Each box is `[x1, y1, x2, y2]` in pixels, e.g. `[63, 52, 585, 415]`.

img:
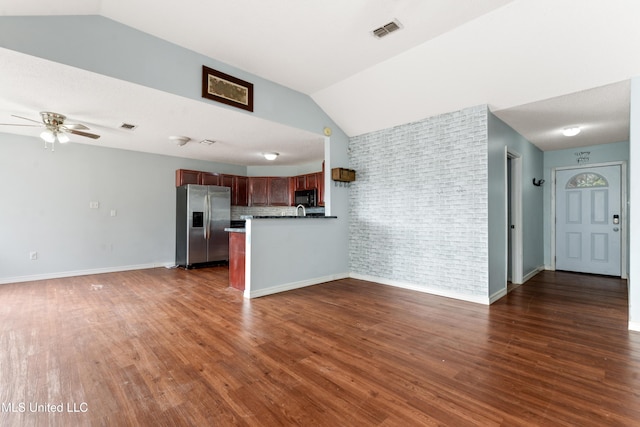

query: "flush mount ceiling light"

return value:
[562, 127, 581, 137]
[263, 152, 279, 161]
[169, 136, 190, 146]
[200, 139, 216, 145]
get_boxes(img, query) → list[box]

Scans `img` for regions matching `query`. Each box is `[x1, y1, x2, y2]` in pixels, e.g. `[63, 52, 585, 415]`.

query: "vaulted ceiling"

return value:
[1, 0, 639, 164]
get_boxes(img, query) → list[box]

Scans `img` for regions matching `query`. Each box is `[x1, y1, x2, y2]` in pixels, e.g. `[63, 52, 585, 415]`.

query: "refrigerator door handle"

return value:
[204, 193, 209, 240]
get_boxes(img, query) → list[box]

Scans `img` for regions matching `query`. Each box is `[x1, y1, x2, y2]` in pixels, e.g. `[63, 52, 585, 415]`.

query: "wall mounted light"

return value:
[263, 152, 279, 161]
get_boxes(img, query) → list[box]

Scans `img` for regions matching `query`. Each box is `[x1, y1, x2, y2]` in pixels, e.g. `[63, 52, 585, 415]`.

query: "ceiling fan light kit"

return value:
[1, 111, 101, 152]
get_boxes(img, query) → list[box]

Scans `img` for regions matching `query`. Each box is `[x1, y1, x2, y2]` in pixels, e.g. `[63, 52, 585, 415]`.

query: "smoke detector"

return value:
[372, 20, 402, 38]
[169, 136, 190, 146]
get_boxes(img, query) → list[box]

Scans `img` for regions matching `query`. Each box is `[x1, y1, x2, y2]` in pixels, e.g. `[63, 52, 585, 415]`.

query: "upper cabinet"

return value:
[233, 176, 249, 206]
[176, 168, 323, 207]
[248, 177, 269, 206]
[268, 177, 290, 206]
[175, 169, 199, 186]
[248, 177, 290, 206]
[199, 172, 221, 186]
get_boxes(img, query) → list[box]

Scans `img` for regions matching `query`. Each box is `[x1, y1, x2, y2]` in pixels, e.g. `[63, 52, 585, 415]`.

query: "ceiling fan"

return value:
[0, 111, 100, 151]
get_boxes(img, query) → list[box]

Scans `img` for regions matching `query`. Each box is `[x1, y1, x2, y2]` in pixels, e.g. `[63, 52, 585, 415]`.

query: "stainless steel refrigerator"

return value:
[176, 184, 230, 268]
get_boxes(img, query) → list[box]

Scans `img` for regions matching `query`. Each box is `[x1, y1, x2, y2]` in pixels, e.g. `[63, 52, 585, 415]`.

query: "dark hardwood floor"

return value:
[1, 268, 638, 426]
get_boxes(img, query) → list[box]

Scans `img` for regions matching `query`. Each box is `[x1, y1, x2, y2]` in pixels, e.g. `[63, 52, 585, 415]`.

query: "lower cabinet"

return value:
[228, 232, 245, 291]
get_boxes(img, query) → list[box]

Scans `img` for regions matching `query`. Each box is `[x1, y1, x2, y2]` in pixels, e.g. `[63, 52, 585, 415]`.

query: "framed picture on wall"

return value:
[202, 66, 254, 112]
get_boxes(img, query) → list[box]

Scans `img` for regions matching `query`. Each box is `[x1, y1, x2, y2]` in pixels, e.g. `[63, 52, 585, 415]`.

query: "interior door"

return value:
[555, 165, 621, 276]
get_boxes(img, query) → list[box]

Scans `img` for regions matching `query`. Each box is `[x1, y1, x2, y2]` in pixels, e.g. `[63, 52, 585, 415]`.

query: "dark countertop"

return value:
[224, 228, 246, 233]
[240, 215, 337, 219]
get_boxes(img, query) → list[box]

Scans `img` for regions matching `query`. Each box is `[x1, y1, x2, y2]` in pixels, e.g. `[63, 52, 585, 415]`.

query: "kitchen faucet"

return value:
[295, 204, 306, 217]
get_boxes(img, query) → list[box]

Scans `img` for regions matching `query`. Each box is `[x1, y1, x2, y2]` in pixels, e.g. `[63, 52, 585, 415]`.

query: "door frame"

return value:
[551, 161, 627, 279]
[506, 149, 523, 285]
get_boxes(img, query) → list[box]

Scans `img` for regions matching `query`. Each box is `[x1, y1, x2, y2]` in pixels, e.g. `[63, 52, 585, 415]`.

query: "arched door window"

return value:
[565, 172, 608, 189]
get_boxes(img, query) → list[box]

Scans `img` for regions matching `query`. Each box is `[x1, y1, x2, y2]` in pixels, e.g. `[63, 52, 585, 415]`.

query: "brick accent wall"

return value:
[349, 105, 489, 298]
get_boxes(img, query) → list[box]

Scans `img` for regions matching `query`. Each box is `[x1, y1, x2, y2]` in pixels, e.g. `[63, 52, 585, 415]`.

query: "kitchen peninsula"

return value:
[226, 215, 340, 298]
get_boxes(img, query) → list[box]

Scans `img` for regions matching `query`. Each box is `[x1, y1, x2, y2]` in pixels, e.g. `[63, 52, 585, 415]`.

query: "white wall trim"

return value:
[247, 272, 349, 298]
[350, 273, 490, 305]
[629, 322, 640, 332]
[506, 148, 524, 285]
[489, 288, 508, 304]
[523, 265, 545, 283]
[0, 262, 175, 285]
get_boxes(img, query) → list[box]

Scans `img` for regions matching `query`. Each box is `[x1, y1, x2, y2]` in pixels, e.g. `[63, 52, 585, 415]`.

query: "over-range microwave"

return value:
[294, 189, 317, 207]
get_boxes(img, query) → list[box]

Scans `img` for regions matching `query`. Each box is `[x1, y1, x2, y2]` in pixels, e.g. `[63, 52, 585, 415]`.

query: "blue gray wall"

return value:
[0, 15, 350, 284]
[487, 112, 544, 297]
[349, 105, 490, 302]
[0, 133, 246, 282]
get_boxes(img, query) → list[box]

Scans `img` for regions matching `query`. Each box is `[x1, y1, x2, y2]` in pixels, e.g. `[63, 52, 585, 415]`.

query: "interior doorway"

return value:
[507, 149, 523, 286]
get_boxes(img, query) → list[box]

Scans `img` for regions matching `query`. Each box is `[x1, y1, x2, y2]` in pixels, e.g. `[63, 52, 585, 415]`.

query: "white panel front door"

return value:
[556, 165, 621, 276]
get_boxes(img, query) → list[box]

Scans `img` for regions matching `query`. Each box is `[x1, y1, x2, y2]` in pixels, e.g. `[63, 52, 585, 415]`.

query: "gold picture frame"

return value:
[202, 65, 254, 112]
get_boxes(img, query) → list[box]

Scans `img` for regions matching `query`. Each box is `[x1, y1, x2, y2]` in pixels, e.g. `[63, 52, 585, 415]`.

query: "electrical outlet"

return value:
[29, 251, 38, 261]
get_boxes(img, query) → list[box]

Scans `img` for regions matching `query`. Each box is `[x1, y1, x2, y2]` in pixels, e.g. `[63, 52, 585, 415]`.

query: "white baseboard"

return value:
[0, 262, 174, 285]
[247, 272, 350, 299]
[629, 322, 640, 332]
[489, 288, 507, 304]
[349, 273, 491, 305]
[523, 265, 546, 282]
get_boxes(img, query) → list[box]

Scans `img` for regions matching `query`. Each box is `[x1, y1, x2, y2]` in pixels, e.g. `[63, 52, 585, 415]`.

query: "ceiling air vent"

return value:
[119, 122, 137, 130]
[372, 20, 402, 39]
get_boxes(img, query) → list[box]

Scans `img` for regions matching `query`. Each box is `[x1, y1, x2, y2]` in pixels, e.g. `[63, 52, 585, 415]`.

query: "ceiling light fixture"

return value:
[40, 130, 55, 143]
[39, 129, 70, 151]
[169, 136, 190, 146]
[56, 132, 70, 143]
[263, 152, 279, 161]
[562, 126, 581, 137]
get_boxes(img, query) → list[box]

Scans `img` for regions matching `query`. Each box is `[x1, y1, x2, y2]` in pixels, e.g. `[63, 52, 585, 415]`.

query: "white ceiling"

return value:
[1, 0, 640, 164]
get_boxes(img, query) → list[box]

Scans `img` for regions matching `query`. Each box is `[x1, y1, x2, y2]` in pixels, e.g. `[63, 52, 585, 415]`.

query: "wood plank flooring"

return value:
[1, 268, 638, 426]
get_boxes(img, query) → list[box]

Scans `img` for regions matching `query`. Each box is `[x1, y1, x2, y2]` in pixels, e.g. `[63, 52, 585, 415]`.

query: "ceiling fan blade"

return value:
[66, 128, 101, 139]
[0, 123, 41, 127]
[63, 123, 90, 130]
[10, 114, 43, 124]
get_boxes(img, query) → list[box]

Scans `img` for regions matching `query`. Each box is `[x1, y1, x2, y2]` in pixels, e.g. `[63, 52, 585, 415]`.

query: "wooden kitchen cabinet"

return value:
[233, 176, 249, 206]
[176, 169, 200, 186]
[228, 232, 246, 291]
[305, 173, 318, 190]
[199, 172, 221, 185]
[220, 174, 234, 189]
[293, 175, 306, 191]
[268, 177, 290, 206]
[249, 177, 269, 206]
[316, 171, 325, 206]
